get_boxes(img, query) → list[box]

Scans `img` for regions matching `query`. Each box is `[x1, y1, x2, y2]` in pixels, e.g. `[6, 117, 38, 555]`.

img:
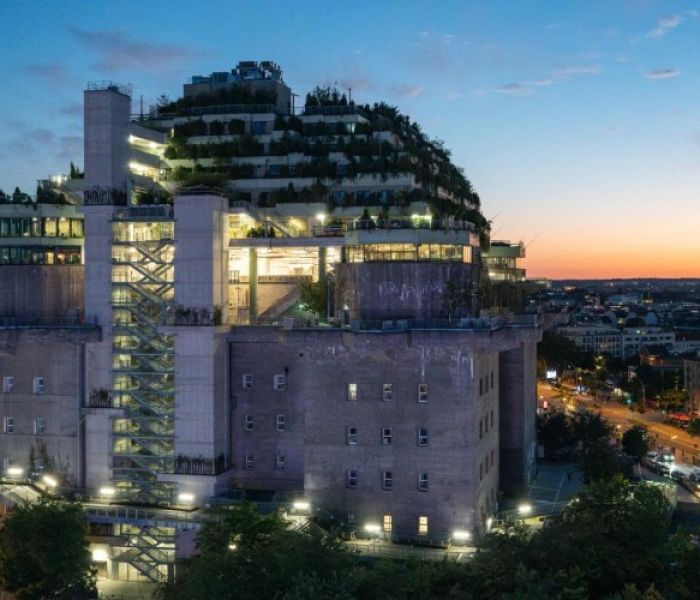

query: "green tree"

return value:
[688, 419, 700, 437]
[299, 279, 327, 317]
[621, 425, 650, 461]
[537, 412, 573, 459]
[0, 499, 95, 599]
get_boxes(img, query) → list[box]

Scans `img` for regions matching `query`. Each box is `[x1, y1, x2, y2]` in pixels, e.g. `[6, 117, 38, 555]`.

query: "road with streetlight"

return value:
[538, 382, 700, 462]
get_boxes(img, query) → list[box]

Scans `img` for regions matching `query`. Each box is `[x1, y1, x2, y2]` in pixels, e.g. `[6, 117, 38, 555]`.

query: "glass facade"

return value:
[0, 217, 84, 238]
[0, 246, 81, 265]
[346, 243, 472, 263]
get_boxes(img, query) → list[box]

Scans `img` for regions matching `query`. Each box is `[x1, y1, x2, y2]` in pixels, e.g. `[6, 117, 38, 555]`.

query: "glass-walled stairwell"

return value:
[110, 217, 175, 504]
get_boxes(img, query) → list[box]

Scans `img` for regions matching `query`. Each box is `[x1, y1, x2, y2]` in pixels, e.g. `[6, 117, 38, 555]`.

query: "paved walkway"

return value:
[97, 579, 159, 600]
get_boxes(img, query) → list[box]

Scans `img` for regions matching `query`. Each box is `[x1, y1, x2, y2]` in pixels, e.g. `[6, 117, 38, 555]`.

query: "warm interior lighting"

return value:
[92, 548, 109, 562]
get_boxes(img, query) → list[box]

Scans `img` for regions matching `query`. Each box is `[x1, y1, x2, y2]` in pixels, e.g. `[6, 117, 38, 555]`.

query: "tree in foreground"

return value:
[622, 425, 650, 461]
[0, 499, 95, 600]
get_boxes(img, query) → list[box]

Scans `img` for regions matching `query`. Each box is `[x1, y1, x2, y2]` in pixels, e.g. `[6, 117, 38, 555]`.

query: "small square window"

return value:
[346, 426, 358, 445]
[418, 472, 429, 491]
[418, 383, 428, 403]
[245, 415, 254, 431]
[417, 428, 429, 446]
[418, 515, 429, 535]
[382, 471, 393, 490]
[347, 383, 358, 401]
[382, 427, 392, 445]
[275, 454, 285, 471]
[273, 374, 286, 391]
[242, 374, 253, 389]
[346, 469, 358, 488]
[245, 453, 254, 470]
[276, 414, 286, 431]
[383, 514, 393, 533]
[382, 384, 393, 402]
[33, 377, 44, 395]
[2, 377, 14, 394]
[3, 417, 15, 434]
[34, 417, 45, 435]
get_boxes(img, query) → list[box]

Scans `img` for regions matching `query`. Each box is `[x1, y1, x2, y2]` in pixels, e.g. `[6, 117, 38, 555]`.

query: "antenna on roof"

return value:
[525, 233, 541, 249]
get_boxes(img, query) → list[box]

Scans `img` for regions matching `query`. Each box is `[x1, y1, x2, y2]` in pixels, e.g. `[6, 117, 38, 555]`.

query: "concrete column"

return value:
[249, 248, 258, 322]
[318, 247, 327, 284]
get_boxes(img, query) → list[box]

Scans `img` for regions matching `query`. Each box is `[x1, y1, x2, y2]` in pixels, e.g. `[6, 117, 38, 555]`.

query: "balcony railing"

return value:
[346, 218, 474, 232]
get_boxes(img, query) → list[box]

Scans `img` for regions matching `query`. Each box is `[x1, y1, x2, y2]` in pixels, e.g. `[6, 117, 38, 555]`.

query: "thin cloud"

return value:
[25, 63, 75, 87]
[495, 83, 532, 97]
[644, 68, 680, 80]
[647, 14, 684, 38]
[554, 65, 601, 77]
[392, 85, 424, 98]
[68, 27, 205, 74]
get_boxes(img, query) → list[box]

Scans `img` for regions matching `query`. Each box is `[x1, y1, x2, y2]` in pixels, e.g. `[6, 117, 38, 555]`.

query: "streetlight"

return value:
[517, 503, 533, 516]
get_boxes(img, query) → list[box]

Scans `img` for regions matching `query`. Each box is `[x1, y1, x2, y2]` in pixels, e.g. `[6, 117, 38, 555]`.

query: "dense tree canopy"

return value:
[0, 499, 95, 600]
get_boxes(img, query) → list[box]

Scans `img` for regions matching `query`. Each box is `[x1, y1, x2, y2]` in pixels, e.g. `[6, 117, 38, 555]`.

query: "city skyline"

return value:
[0, 0, 699, 278]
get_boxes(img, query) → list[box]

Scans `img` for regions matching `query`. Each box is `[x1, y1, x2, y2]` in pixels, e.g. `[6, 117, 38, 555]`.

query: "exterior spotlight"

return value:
[228, 543, 237, 551]
[364, 523, 381, 534]
[486, 517, 494, 529]
[6, 466, 24, 478]
[316, 213, 326, 225]
[178, 492, 195, 504]
[99, 486, 116, 497]
[452, 529, 471, 542]
[518, 503, 533, 516]
[92, 548, 109, 562]
[42, 475, 58, 488]
[292, 500, 310, 511]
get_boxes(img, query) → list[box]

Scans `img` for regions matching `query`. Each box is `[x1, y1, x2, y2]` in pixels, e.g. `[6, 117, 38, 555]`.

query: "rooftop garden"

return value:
[156, 86, 277, 115]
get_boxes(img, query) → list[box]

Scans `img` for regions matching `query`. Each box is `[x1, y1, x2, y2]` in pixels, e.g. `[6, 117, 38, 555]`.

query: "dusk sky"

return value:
[1, 0, 698, 279]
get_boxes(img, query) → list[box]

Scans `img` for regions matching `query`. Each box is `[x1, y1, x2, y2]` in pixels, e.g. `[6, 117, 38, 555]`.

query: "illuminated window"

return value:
[346, 469, 358, 488]
[382, 384, 393, 402]
[346, 427, 358, 445]
[418, 516, 429, 535]
[242, 374, 253, 389]
[245, 415, 254, 431]
[383, 514, 393, 533]
[347, 383, 358, 401]
[417, 428, 429, 446]
[418, 473, 429, 491]
[382, 471, 393, 490]
[418, 383, 428, 403]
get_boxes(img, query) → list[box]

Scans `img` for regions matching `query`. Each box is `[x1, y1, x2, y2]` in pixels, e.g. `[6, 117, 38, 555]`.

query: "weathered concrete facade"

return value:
[228, 323, 539, 540]
[0, 266, 84, 319]
[0, 326, 99, 485]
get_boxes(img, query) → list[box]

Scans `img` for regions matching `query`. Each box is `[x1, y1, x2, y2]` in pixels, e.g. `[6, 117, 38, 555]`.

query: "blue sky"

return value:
[1, 0, 698, 277]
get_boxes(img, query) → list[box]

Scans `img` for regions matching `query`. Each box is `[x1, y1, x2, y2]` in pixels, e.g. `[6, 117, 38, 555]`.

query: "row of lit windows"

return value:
[2, 416, 46, 435]
[2, 376, 45, 394]
[0, 246, 81, 265]
[346, 244, 472, 263]
[350, 514, 430, 536]
[346, 426, 430, 446]
[0, 217, 83, 238]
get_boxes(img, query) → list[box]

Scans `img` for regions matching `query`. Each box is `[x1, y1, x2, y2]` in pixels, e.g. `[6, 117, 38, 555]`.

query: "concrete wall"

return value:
[0, 327, 98, 486]
[228, 324, 538, 539]
[84, 89, 130, 192]
[0, 266, 83, 318]
[499, 340, 539, 496]
[174, 194, 228, 322]
[335, 262, 480, 320]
